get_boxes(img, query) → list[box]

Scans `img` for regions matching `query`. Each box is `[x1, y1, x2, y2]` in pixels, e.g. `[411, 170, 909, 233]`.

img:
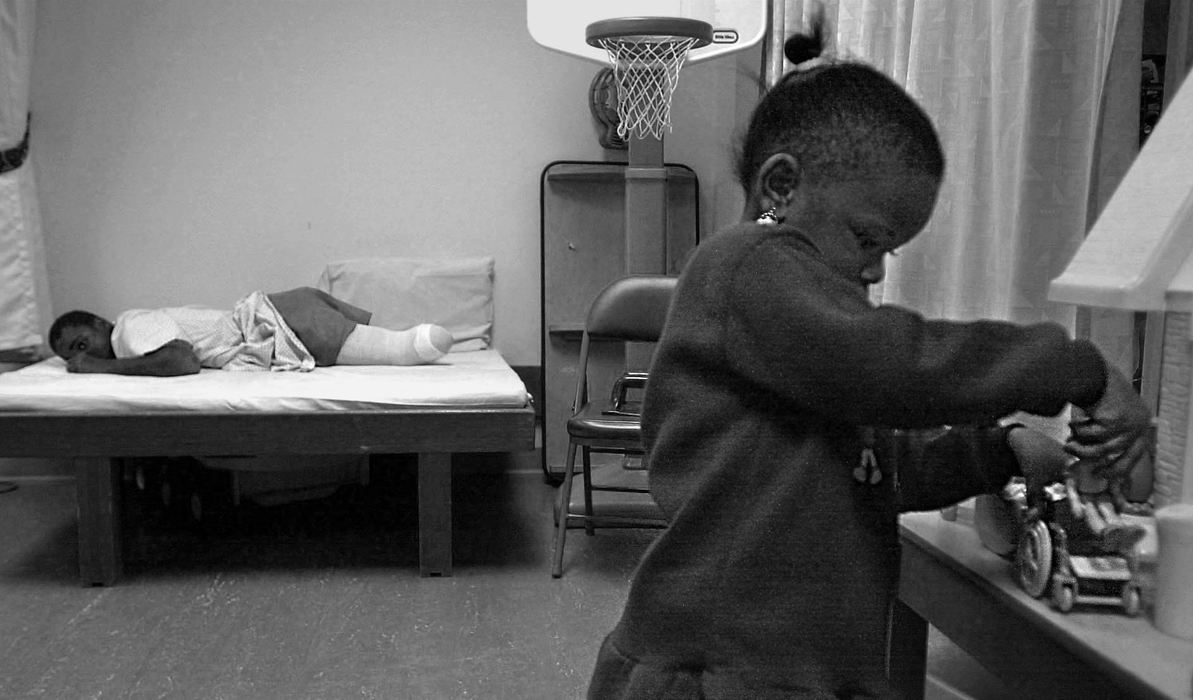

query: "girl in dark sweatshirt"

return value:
[587, 16, 1153, 700]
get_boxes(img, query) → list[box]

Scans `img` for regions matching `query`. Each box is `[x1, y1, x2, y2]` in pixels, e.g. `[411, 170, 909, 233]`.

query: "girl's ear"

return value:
[754, 153, 801, 217]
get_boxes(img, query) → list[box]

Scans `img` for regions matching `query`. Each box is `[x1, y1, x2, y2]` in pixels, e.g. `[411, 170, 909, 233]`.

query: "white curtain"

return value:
[769, 0, 1141, 337]
[0, 0, 50, 359]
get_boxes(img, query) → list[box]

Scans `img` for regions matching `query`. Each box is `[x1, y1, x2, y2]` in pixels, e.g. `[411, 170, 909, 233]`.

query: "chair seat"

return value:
[566, 402, 644, 444]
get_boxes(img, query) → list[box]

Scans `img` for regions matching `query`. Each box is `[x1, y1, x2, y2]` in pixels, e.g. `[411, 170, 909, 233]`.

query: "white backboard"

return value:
[527, 0, 768, 65]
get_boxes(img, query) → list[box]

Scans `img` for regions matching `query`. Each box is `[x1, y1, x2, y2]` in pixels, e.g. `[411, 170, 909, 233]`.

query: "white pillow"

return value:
[316, 257, 493, 352]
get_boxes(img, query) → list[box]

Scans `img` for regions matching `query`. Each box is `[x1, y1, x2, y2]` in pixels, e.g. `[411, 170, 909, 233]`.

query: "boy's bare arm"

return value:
[67, 339, 201, 377]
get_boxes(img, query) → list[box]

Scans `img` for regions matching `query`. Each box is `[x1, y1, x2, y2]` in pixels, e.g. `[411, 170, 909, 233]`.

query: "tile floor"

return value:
[0, 458, 1017, 699]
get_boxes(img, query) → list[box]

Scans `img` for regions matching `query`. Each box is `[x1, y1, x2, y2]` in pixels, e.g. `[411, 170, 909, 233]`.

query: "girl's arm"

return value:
[725, 237, 1108, 429]
[883, 424, 1070, 513]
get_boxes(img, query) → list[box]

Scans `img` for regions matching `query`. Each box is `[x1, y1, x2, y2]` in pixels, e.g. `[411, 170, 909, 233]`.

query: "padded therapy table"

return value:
[0, 350, 535, 584]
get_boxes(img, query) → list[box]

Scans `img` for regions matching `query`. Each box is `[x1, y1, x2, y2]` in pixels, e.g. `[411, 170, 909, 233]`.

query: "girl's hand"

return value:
[1065, 365, 1152, 473]
[1006, 426, 1071, 495]
[1070, 431, 1154, 495]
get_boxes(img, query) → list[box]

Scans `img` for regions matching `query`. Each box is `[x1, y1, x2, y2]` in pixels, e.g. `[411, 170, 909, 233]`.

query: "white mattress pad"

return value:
[0, 349, 530, 412]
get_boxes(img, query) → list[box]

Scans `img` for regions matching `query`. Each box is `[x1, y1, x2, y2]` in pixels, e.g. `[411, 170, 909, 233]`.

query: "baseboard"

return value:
[0, 457, 73, 479]
[925, 674, 978, 700]
[0, 464, 548, 484]
[0, 474, 75, 484]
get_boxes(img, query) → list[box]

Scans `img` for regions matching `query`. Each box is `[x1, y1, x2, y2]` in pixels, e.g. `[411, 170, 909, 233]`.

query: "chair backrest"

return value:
[572, 275, 678, 412]
[585, 275, 678, 342]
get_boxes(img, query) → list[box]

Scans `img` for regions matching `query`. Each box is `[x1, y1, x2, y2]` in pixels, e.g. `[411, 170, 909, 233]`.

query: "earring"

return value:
[756, 207, 780, 226]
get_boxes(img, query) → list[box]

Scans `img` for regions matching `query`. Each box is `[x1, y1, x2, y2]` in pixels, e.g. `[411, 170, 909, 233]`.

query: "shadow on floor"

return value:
[4, 455, 555, 586]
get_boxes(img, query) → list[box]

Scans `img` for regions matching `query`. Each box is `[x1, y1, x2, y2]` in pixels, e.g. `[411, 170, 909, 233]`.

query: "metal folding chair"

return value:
[551, 275, 676, 578]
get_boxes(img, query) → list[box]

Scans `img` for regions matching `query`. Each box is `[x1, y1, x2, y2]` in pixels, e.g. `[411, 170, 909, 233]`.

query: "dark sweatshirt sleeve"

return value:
[725, 237, 1107, 428]
[876, 424, 1021, 512]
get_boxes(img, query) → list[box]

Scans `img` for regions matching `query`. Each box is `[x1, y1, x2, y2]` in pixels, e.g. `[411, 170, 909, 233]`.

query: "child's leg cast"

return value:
[336, 323, 453, 365]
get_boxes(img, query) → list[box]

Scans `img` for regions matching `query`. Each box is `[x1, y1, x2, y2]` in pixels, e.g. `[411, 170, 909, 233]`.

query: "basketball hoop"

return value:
[586, 17, 713, 141]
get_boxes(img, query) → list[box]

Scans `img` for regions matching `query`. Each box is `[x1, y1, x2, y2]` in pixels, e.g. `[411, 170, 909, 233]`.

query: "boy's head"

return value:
[49, 310, 116, 360]
[736, 14, 944, 286]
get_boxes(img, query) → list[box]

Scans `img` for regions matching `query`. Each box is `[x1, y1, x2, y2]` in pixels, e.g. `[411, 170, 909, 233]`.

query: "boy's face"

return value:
[52, 320, 115, 361]
[790, 168, 940, 288]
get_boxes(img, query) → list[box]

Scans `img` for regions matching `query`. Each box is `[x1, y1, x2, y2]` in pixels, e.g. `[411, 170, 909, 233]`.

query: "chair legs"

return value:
[552, 442, 658, 578]
[551, 440, 580, 578]
[582, 447, 596, 536]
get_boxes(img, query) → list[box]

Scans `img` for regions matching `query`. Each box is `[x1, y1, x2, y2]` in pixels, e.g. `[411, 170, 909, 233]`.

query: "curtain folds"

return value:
[769, 0, 1142, 335]
[0, 0, 49, 358]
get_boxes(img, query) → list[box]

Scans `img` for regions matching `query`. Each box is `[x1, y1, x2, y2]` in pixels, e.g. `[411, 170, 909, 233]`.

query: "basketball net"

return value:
[593, 35, 701, 141]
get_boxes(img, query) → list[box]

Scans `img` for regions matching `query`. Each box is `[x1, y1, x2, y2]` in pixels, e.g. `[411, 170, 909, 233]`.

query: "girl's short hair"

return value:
[735, 14, 944, 192]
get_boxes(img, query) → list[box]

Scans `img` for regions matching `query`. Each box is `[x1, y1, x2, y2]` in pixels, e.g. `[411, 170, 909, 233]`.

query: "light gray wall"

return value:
[30, 0, 760, 366]
[8, 0, 759, 477]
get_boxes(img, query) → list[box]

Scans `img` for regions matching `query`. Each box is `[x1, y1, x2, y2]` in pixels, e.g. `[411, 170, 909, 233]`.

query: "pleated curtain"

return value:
[768, 0, 1142, 346]
[0, 0, 49, 358]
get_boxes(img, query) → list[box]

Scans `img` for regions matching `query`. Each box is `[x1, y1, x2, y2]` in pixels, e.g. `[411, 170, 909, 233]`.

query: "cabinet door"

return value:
[540, 161, 699, 478]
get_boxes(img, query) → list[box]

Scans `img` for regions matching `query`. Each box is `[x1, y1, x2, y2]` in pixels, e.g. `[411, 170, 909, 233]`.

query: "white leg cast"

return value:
[335, 324, 453, 365]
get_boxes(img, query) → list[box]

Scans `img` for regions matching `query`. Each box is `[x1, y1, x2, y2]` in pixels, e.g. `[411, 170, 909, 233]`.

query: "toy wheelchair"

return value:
[1013, 483, 1144, 616]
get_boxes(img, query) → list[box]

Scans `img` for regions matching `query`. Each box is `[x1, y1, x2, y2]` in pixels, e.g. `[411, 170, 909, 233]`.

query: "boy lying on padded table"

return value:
[49, 286, 452, 376]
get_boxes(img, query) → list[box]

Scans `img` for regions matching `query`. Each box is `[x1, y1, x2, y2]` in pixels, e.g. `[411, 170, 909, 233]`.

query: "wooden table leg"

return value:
[888, 598, 928, 700]
[417, 452, 452, 577]
[75, 457, 123, 586]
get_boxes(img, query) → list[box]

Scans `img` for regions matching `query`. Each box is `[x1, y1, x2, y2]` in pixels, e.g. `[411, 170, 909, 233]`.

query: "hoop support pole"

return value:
[625, 168, 668, 181]
[624, 135, 668, 276]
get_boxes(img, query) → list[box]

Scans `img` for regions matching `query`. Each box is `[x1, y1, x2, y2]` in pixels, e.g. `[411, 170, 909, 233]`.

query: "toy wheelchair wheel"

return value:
[1122, 585, 1142, 617]
[1016, 520, 1053, 598]
[1052, 580, 1075, 612]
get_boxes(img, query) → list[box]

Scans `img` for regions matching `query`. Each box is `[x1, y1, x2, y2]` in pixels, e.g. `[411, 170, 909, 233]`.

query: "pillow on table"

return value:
[316, 257, 494, 352]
